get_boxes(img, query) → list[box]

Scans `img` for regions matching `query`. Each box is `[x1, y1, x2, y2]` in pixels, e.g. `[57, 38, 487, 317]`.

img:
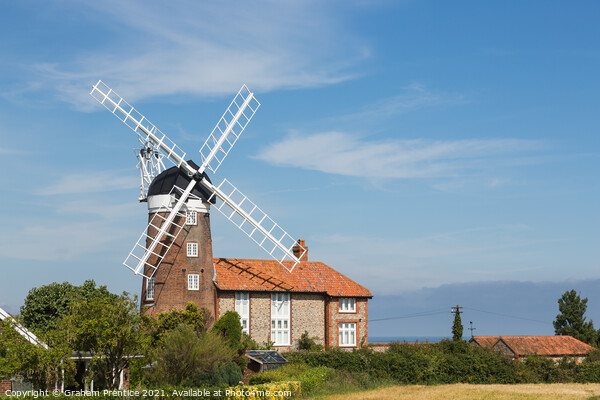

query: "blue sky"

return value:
[1, 1, 599, 337]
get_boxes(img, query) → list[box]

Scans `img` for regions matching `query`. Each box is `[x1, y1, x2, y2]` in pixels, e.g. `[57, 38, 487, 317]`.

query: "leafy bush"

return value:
[518, 356, 560, 383]
[248, 363, 331, 395]
[248, 363, 311, 384]
[186, 361, 243, 386]
[148, 324, 237, 385]
[211, 311, 243, 351]
[158, 303, 205, 334]
[288, 341, 520, 385]
[296, 366, 332, 394]
[288, 342, 600, 385]
[298, 331, 324, 351]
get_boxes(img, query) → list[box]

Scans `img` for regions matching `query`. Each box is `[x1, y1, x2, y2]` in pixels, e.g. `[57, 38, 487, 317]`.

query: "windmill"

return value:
[90, 81, 306, 318]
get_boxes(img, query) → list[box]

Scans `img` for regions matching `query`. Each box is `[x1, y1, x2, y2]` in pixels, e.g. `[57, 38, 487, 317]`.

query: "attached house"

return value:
[142, 238, 373, 350]
[212, 243, 373, 350]
[470, 335, 596, 363]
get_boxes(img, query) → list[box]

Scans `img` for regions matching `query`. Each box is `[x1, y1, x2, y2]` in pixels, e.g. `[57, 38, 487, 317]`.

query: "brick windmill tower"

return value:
[90, 82, 306, 323]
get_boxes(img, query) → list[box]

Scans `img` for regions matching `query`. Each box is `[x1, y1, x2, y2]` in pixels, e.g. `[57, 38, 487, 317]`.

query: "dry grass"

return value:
[314, 383, 600, 400]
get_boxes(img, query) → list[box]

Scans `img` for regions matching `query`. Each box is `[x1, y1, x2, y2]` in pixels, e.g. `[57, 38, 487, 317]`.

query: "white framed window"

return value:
[146, 277, 155, 301]
[271, 293, 290, 346]
[186, 211, 197, 225]
[188, 273, 199, 290]
[339, 322, 356, 347]
[339, 298, 356, 313]
[235, 292, 250, 334]
[187, 242, 198, 257]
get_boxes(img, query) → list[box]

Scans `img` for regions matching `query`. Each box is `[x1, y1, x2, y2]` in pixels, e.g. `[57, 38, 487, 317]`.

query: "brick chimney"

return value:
[292, 239, 308, 262]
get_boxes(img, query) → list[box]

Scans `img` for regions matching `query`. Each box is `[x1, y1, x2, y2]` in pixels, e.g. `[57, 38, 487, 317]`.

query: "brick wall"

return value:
[141, 209, 217, 325]
[0, 380, 11, 395]
[326, 297, 369, 349]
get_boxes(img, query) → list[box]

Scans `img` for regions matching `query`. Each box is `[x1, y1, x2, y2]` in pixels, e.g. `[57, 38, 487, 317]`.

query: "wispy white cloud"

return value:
[0, 221, 134, 262]
[14, 1, 369, 109]
[340, 83, 467, 121]
[39, 170, 137, 195]
[255, 131, 545, 179]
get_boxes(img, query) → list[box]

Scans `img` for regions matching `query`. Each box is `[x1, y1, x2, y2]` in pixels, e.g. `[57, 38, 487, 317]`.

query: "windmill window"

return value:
[188, 274, 199, 290]
[235, 292, 250, 334]
[186, 211, 198, 226]
[339, 322, 356, 347]
[146, 277, 155, 301]
[271, 293, 290, 346]
[187, 242, 198, 257]
[339, 298, 356, 313]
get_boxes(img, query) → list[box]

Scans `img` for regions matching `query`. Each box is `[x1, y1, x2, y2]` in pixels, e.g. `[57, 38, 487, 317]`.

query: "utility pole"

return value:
[451, 304, 463, 316]
[451, 304, 464, 341]
[468, 321, 476, 338]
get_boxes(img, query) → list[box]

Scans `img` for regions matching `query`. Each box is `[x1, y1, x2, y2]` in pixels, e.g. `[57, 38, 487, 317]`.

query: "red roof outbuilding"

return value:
[470, 335, 596, 358]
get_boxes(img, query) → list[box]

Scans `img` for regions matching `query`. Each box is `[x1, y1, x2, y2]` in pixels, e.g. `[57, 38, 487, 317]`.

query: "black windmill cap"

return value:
[147, 160, 216, 204]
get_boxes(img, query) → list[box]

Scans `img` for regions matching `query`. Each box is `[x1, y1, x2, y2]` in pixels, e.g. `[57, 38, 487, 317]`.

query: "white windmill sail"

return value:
[123, 185, 198, 277]
[199, 84, 260, 174]
[90, 81, 306, 277]
[0, 307, 48, 349]
[209, 179, 303, 266]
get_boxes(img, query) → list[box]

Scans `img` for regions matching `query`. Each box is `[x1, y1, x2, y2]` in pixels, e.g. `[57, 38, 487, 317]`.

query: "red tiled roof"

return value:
[470, 336, 499, 348]
[213, 258, 372, 297]
[472, 335, 595, 356]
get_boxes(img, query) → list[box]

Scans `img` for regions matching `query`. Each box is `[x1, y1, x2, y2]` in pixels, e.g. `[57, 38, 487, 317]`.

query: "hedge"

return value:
[286, 341, 600, 385]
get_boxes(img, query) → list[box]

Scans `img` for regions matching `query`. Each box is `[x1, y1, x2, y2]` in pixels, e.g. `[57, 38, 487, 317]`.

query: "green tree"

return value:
[211, 311, 243, 351]
[0, 320, 20, 377]
[148, 324, 236, 386]
[20, 280, 116, 334]
[145, 302, 205, 345]
[452, 308, 463, 341]
[0, 319, 72, 389]
[58, 293, 146, 389]
[553, 290, 597, 345]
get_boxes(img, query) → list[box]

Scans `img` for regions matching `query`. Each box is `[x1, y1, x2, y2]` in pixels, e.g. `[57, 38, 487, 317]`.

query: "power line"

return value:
[370, 306, 552, 325]
[463, 306, 550, 325]
[369, 308, 449, 322]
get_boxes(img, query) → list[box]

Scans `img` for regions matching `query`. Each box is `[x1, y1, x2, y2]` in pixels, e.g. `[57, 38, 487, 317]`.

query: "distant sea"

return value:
[370, 336, 448, 343]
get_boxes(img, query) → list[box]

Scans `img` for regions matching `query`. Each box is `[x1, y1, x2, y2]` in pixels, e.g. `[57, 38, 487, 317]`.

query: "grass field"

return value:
[314, 383, 600, 400]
